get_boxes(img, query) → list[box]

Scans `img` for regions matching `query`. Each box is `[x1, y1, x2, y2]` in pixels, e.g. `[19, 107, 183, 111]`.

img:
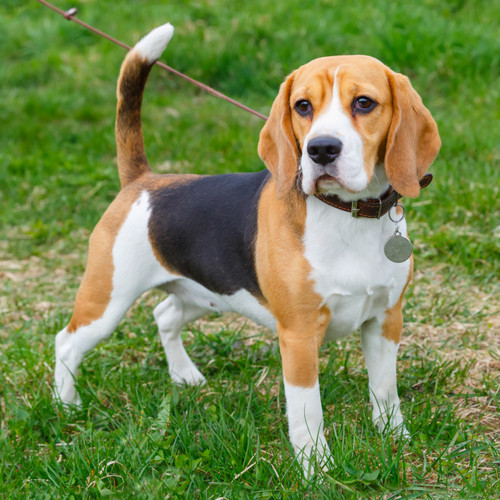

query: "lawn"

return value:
[1, 0, 498, 497]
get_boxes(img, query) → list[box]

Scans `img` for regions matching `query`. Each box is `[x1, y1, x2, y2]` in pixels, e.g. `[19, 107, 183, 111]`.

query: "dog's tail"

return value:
[115, 23, 174, 188]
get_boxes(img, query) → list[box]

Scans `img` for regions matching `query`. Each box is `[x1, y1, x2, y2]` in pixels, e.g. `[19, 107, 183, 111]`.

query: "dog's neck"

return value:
[297, 165, 433, 219]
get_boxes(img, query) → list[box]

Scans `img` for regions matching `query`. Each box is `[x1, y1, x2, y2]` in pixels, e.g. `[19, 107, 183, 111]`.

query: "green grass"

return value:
[1, 0, 499, 497]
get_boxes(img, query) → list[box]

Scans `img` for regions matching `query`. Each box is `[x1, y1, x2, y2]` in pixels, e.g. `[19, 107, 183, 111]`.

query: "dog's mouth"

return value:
[301, 159, 367, 196]
[315, 174, 341, 193]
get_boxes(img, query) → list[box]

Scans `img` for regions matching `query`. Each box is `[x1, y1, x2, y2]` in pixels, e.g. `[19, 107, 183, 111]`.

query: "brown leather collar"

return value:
[310, 173, 433, 218]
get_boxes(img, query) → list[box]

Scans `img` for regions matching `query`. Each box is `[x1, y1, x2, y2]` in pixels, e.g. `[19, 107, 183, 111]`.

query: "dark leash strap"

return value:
[35, 0, 268, 121]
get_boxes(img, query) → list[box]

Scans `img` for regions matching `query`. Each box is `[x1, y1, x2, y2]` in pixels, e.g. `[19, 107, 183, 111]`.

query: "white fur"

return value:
[164, 278, 276, 331]
[134, 23, 174, 63]
[154, 295, 207, 385]
[222, 289, 276, 330]
[112, 191, 174, 293]
[301, 68, 368, 196]
[304, 197, 411, 341]
[284, 380, 330, 476]
[361, 320, 408, 436]
[154, 283, 276, 384]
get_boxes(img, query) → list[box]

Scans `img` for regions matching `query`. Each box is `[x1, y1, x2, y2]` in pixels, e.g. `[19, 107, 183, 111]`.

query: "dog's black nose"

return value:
[307, 137, 343, 165]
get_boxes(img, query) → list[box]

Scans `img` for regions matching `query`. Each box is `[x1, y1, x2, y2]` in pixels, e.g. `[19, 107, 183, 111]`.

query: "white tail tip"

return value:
[134, 23, 174, 63]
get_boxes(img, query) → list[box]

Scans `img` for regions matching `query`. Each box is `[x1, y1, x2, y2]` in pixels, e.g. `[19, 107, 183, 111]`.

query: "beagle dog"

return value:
[54, 24, 440, 475]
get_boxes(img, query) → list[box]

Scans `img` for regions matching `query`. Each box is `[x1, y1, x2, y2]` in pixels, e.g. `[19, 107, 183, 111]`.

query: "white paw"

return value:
[293, 436, 332, 479]
[54, 387, 82, 408]
[169, 363, 206, 386]
[374, 409, 409, 439]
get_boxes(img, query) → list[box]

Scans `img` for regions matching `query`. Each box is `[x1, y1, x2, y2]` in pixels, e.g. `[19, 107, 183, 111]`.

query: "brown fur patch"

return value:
[115, 52, 154, 188]
[384, 71, 441, 197]
[67, 184, 142, 332]
[255, 181, 330, 387]
[382, 256, 413, 343]
[258, 75, 299, 198]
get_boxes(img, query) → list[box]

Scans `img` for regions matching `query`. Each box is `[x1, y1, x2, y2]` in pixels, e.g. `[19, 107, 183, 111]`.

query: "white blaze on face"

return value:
[300, 68, 367, 196]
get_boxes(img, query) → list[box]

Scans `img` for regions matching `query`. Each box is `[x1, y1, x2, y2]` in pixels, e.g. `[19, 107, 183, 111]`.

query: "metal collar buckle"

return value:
[351, 198, 384, 218]
[351, 200, 359, 218]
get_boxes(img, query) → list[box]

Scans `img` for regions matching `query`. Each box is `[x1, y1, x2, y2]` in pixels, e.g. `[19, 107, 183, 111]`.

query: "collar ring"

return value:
[388, 203, 406, 224]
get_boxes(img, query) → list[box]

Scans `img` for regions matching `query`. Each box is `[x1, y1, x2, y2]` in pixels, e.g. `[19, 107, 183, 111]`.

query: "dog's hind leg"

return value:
[154, 295, 207, 386]
[54, 291, 138, 407]
[54, 190, 173, 406]
[54, 242, 146, 406]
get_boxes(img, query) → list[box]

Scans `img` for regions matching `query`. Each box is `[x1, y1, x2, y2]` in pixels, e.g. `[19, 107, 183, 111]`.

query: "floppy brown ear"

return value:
[385, 71, 441, 198]
[258, 72, 298, 198]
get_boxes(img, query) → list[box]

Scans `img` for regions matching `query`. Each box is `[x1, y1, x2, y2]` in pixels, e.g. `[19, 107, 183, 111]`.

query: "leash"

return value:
[35, 0, 269, 121]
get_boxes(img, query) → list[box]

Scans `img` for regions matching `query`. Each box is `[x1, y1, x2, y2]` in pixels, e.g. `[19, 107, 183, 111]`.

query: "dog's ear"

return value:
[385, 71, 441, 198]
[258, 72, 298, 198]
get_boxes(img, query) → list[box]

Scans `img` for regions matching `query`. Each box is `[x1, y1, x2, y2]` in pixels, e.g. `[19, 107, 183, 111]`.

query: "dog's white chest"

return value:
[304, 198, 411, 340]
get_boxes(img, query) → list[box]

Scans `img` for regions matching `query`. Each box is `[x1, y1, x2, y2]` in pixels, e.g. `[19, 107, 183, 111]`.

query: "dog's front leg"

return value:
[278, 311, 331, 477]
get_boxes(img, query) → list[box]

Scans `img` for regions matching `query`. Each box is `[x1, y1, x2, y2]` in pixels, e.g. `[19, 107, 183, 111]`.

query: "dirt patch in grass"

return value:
[403, 269, 499, 436]
[0, 249, 83, 333]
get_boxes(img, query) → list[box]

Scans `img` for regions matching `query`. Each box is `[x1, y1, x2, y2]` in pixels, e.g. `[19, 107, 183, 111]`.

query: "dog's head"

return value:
[258, 56, 441, 199]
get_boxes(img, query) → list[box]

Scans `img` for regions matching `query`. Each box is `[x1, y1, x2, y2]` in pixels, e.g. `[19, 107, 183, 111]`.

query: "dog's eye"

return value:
[295, 99, 312, 116]
[353, 96, 377, 113]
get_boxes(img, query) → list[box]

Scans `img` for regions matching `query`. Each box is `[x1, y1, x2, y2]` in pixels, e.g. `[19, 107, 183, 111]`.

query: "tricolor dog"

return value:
[54, 24, 440, 474]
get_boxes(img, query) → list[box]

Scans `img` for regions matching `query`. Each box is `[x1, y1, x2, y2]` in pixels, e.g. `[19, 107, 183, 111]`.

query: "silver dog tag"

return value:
[384, 229, 413, 263]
